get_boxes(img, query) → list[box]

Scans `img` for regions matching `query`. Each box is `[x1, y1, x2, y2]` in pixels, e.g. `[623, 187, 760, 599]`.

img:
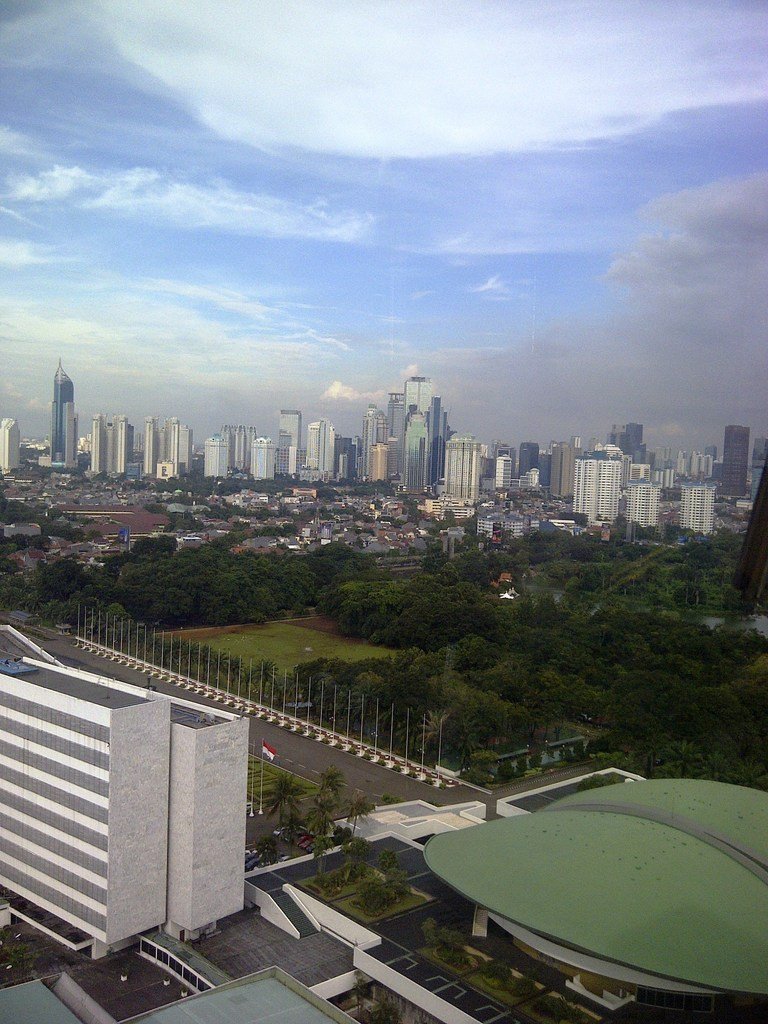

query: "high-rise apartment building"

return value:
[159, 419, 193, 477]
[90, 414, 108, 474]
[550, 442, 576, 498]
[51, 360, 77, 467]
[204, 434, 229, 477]
[573, 450, 623, 522]
[0, 419, 20, 473]
[680, 483, 716, 534]
[306, 419, 335, 476]
[0, 651, 247, 957]
[144, 416, 160, 477]
[721, 425, 750, 496]
[368, 443, 389, 482]
[444, 435, 482, 502]
[518, 442, 539, 477]
[251, 437, 276, 480]
[626, 481, 661, 527]
[403, 412, 428, 492]
[105, 415, 132, 477]
[361, 404, 388, 478]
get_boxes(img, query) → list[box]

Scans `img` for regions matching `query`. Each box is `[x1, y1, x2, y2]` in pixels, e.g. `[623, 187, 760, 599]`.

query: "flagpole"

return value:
[259, 743, 265, 815]
[249, 743, 255, 817]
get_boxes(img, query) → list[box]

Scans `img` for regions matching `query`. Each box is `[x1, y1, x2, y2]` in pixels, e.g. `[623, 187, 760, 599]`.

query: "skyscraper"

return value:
[550, 442, 576, 498]
[402, 412, 428, 491]
[426, 395, 448, 486]
[751, 437, 768, 501]
[445, 435, 482, 501]
[626, 481, 661, 527]
[518, 441, 539, 477]
[386, 392, 405, 477]
[361, 404, 388, 478]
[403, 376, 433, 416]
[51, 360, 77, 467]
[278, 410, 302, 450]
[251, 437, 277, 480]
[106, 415, 132, 476]
[721, 425, 750, 496]
[0, 418, 20, 472]
[306, 419, 335, 476]
[90, 414, 108, 474]
[144, 416, 160, 477]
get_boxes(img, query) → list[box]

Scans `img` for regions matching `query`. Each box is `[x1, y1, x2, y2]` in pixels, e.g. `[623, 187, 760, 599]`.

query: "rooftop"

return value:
[14, 662, 149, 710]
[425, 779, 768, 995]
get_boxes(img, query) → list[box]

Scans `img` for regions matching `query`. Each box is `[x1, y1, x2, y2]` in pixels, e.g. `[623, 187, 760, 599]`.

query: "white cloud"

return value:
[322, 380, 384, 402]
[96, 1, 767, 159]
[0, 125, 41, 159]
[469, 275, 510, 298]
[5, 165, 373, 243]
[0, 239, 52, 268]
[400, 363, 419, 378]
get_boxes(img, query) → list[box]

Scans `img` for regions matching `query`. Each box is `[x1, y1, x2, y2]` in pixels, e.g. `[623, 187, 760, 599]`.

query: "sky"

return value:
[1, 0, 766, 450]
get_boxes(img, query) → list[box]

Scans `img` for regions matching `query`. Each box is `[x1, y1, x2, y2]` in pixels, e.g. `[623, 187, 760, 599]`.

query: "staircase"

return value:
[271, 891, 318, 938]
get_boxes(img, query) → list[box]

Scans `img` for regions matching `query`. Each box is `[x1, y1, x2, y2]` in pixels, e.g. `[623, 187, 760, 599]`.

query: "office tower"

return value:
[144, 416, 159, 477]
[361, 404, 388, 478]
[0, 418, 20, 472]
[495, 455, 514, 490]
[426, 395, 448, 486]
[720, 425, 750, 496]
[177, 425, 193, 474]
[368, 443, 389, 482]
[306, 419, 335, 476]
[538, 452, 552, 488]
[609, 422, 644, 461]
[444, 435, 482, 502]
[0, 654, 247, 956]
[386, 437, 399, 479]
[403, 375, 433, 416]
[51, 360, 77, 467]
[204, 434, 229, 477]
[251, 437, 276, 480]
[550, 442, 576, 498]
[704, 444, 718, 461]
[403, 411, 428, 491]
[626, 481, 661, 527]
[751, 437, 768, 501]
[518, 441, 539, 477]
[386, 392, 405, 476]
[680, 483, 716, 534]
[573, 450, 623, 522]
[278, 410, 302, 450]
[334, 436, 356, 480]
[90, 414, 108, 474]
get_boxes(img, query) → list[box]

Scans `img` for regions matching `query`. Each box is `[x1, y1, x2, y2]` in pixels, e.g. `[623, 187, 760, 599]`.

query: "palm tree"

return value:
[347, 789, 374, 835]
[267, 773, 304, 826]
[306, 791, 338, 840]
[352, 972, 369, 1019]
[318, 764, 345, 802]
[254, 835, 278, 864]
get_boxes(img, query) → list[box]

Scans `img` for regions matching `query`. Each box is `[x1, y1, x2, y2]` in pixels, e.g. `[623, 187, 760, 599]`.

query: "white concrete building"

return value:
[306, 419, 335, 476]
[204, 434, 229, 478]
[89, 414, 107, 474]
[0, 418, 20, 473]
[573, 452, 623, 522]
[495, 455, 513, 490]
[144, 416, 160, 478]
[251, 437, 277, 480]
[680, 483, 716, 534]
[0, 654, 248, 956]
[626, 481, 661, 527]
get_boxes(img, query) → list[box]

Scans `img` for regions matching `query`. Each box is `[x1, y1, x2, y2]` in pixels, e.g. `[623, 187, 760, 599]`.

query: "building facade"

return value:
[51, 361, 77, 468]
[721, 425, 750, 496]
[204, 434, 229, 478]
[626, 481, 661, 527]
[573, 451, 623, 522]
[445, 436, 482, 502]
[0, 418, 21, 473]
[251, 437, 277, 480]
[680, 483, 716, 534]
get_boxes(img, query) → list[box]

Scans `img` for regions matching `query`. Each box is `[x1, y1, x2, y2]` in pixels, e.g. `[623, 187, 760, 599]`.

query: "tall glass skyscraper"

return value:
[51, 360, 76, 467]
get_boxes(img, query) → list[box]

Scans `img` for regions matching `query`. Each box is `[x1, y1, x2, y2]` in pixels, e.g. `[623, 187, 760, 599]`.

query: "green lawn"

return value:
[246, 756, 317, 809]
[177, 620, 391, 673]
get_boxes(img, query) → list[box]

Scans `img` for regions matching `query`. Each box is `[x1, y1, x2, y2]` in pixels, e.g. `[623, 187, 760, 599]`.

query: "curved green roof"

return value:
[424, 780, 768, 994]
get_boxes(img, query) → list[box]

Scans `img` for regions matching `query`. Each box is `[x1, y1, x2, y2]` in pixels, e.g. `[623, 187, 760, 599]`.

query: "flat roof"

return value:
[425, 780, 768, 994]
[131, 971, 351, 1024]
[14, 663, 149, 710]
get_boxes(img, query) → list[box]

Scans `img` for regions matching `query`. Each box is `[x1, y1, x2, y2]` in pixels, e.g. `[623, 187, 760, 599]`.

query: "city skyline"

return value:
[0, 3, 766, 445]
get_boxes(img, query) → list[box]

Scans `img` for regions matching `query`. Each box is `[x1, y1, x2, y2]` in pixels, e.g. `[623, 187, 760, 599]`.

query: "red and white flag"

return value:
[262, 740, 277, 762]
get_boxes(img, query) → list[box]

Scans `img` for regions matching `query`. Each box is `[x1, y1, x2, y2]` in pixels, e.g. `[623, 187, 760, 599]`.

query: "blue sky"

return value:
[1, 1, 766, 449]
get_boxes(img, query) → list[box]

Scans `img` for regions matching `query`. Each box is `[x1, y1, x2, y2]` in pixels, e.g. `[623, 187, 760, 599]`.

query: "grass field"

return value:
[175, 619, 391, 673]
[246, 756, 317, 811]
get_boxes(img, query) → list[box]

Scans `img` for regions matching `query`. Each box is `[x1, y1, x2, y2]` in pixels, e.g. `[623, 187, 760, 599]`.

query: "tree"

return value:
[318, 764, 346, 802]
[369, 996, 402, 1024]
[378, 848, 399, 878]
[347, 789, 374, 835]
[312, 834, 333, 875]
[306, 791, 338, 840]
[342, 836, 370, 881]
[352, 972, 369, 1018]
[254, 835, 278, 864]
[267, 773, 304, 826]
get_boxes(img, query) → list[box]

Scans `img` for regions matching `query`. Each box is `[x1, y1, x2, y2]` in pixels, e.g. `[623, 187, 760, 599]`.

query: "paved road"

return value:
[41, 635, 480, 811]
